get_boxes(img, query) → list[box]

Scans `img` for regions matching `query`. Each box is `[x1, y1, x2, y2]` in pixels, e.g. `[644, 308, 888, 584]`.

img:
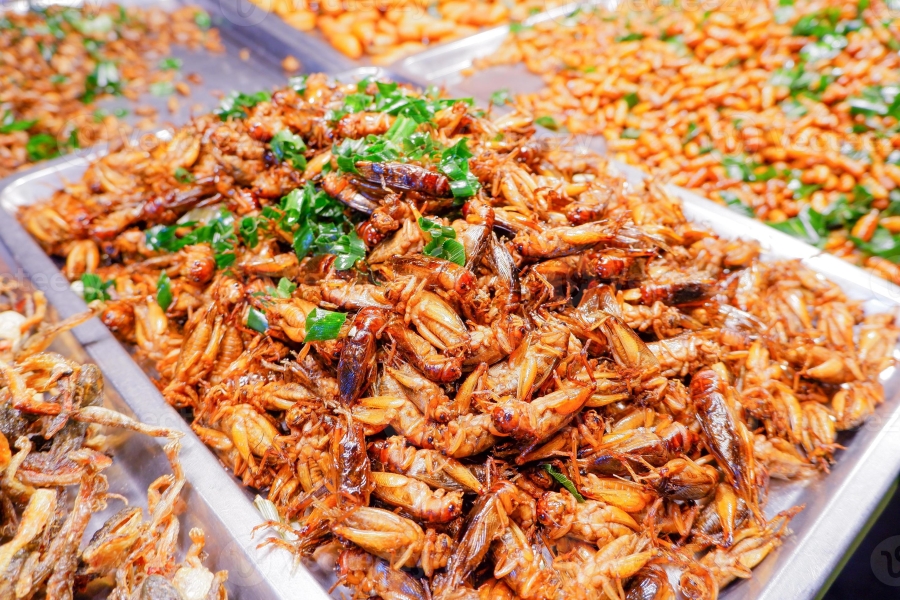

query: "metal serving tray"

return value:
[395, 15, 900, 597]
[2, 58, 900, 599]
[395, 1, 607, 92]
[2, 0, 352, 147]
[0, 67, 403, 600]
[0, 249, 317, 599]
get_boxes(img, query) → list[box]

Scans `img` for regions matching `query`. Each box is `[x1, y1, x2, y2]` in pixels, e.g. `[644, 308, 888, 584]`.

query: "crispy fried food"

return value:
[474, 0, 900, 279]
[0, 278, 227, 599]
[0, 4, 222, 177]
[17, 74, 899, 599]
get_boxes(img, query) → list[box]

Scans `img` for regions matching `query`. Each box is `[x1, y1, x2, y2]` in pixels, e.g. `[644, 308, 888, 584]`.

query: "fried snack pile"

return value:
[474, 0, 900, 281]
[0, 4, 222, 178]
[258, 0, 552, 63]
[0, 280, 227, 599]
[17, 74, 900, 599]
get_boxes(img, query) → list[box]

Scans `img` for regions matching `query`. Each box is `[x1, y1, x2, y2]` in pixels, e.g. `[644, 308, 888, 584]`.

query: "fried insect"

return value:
[0, 279, 227, 598]
[15, 74, 898, 600]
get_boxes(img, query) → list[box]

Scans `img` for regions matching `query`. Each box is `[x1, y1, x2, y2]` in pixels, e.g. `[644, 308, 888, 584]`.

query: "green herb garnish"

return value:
[543, 464, 585, 502]
[156, 272, 173, 311]
[81, 273, 112, 303]
[246, 307, 269, 333]
[303, 308, 347, 342]
[419, 217, 466, 266]
[174, 167, 195, 184]
[439, 138, 480, 199]
[270, 130, 308, 170]
[267, 277, 296, 299]
[214, 90, 271, 121]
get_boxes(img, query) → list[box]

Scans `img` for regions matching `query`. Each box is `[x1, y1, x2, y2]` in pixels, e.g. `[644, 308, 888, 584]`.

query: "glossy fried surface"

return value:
[0, 279, 227, 598]
[0, 4, 221, 177]
[18, 74, 899, 599]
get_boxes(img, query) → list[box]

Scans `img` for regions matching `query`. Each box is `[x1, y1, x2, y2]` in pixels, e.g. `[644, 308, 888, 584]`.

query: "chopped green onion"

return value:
[81, 273, 112, 303]
[247, 307, 269, 333]
[149, 81, 175, 97]
[270, 129, 308, 170]
[159, 57, 182, 71]
[419, 217, 466, 266]
[156, 272, 173, 311]
[267, 277, 296, 299]
[535, 115, 559, 130]
[304, 308, 347, 342]
[174, 167, 194, 184]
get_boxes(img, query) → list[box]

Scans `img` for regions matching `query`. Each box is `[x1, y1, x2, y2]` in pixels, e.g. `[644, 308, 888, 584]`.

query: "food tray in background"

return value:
[0, 249, 314, 600]
[395, 1, 608, 93]
[1, 0, 353, 149]
[233, 0, 602, 69]
[200, 0, 354, 74]
[0, 67, 403, 600]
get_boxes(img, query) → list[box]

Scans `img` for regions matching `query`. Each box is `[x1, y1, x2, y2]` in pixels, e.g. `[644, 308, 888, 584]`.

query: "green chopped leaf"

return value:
[214, 90, 271, 121]
[50, 74, 68, 84]
[623, 92, 639, 109]
[246, 307, 269, 333]
[615, 32, 645, 42]
[343, 92, 374, 114]
[156, 272, 173, 311]
[543, 464, 585, 502]
[81, 273, 112, 303]
[781, 98, 808, 119]
[851, 226, 900, 261]
[271, 129, 308, 170]
[419, 217, 466, 265]
[823, 195, 868, 228]
[304, 308, 347, 342]
[621, 128, 641, 139]
[81, 60, 122, 103]
[385, 115, 419, 145]
[145, 208, 237, 268]
[327, 231, 367, 270]
[174, 167, 195, 184]
[0, 111, 37, 134]
[683, 122, 700, 143]
[25, 134, 59, 161]
[535, 115, 559, 131]
[149, 81, 175, 97]
[491, 88, 512, 106]
[194, 10, 212, 30]
[787, 178, 821, 199]
[333, 134, 401, 174]
[439, 138, 480, 199]
[267, 277, 296, 299]
[159, 57, 182, 71]
[509, 22, 531, 33]
[239, 216, 262, 248]
[768, 205, 828, 247]
[289, 75, 308, 95]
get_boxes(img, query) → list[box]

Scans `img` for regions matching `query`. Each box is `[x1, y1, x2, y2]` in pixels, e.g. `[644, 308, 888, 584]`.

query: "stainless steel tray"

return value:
[1, 0, 353, 150]
[395, 2, 605, 92]
[0, 248, 318, 599]
[3, 61, 900, 600]
[0, 67, 403, 600]
[200, 0, 354, 74]
[395, 21, 900, 598]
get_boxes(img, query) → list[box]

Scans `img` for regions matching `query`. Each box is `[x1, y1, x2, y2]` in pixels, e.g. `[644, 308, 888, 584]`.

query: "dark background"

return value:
[825, 480, 900, 599]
